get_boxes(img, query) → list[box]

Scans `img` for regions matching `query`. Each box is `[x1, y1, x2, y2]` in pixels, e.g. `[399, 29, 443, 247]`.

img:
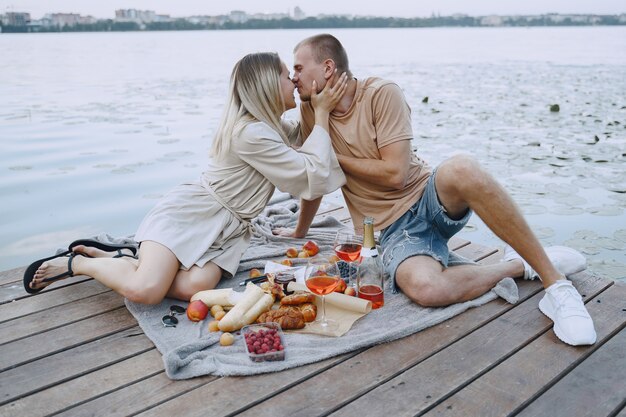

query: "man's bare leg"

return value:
[434, 154, 564, 288]
[395, 255, 523, 307]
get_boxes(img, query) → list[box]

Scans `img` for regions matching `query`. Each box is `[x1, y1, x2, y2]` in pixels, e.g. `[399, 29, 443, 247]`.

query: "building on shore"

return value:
[1, 12, 31, 26]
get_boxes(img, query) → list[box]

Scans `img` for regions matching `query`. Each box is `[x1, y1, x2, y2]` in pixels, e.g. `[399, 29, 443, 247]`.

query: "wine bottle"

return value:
[356, 216, 384, 309]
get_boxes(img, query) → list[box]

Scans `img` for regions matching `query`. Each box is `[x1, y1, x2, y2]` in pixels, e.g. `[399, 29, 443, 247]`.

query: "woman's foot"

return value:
[31, 254, 79, 290]
[71, 245, 135, 259]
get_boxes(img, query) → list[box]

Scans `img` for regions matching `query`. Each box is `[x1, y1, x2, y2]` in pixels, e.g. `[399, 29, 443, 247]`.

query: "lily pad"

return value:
[595, 237, 626, 250]
[614, 229, 626, 243]
[573, 230, 599, 240]
[520, 204, 548, 215]
[554, 195, 587, 206]
[586, 206, 623, 216]
[588, 259, 626, 280]
[550, 205, 585, 215]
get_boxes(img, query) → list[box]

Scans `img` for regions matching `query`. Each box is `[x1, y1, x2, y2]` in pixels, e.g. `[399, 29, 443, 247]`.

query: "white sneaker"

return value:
[539, 280, 597, 346]
[503, 245, 587, 280]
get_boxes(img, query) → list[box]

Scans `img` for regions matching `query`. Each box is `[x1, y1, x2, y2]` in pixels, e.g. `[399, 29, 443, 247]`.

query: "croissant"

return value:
[280, 291, 315, 306]
[257, 307, 305, 330]
[299, 303, 317, 322]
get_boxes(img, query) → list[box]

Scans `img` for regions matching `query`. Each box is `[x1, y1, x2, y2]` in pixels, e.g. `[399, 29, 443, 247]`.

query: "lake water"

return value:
[1, 27, 625, 281]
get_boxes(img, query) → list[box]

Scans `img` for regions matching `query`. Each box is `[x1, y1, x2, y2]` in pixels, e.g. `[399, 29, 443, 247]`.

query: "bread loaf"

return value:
[280, 291, 315, 306]
[257, 307, 305, 330]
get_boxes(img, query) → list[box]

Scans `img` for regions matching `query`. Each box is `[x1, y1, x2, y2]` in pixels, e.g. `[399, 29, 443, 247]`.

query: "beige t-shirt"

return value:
[300, 77, 432, 232]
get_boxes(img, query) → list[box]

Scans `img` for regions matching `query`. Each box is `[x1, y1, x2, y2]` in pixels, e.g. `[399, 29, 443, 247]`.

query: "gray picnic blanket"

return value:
[118, 196, 519, 379]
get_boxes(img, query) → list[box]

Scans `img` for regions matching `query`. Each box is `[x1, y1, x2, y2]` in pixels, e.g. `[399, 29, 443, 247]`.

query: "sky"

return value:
[1, 0, 624, 20]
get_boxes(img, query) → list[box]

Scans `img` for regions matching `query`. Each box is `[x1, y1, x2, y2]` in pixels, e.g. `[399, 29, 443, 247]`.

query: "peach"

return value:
[344, 287, 357, 297]
[249, 268, 262, 278]
[334, 279, 347, 293]
[280, 259, 293, 267]
[285, 247, 299, 258]
[297, 251, 310, 258]
[328, 254, 341, 264]
[187, 300, 209, 322]
[302, 240, 320, 257]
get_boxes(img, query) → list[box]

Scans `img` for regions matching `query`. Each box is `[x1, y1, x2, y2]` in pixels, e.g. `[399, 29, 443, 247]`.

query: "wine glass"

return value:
[305, 257, 341, 331]
[333, 230, 362, 287]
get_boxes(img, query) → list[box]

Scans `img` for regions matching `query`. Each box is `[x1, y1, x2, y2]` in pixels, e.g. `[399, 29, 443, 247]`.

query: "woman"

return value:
[24, 52, 348, 304]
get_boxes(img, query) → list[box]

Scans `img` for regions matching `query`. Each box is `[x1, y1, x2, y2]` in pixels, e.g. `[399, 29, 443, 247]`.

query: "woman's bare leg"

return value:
[166, 262, 223, 301]
[71, 245, 136, 259]
[32, 241, 224, 303]
[33, 241, 179, 304]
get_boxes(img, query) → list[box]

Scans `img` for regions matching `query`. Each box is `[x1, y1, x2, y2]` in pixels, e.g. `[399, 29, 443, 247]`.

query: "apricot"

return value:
[249, 268, 262, 278]
[285, 247, 299, 258]
[186, 300, 209, 322]
[344, 287, 357, 297]
[220, 332, 235, 346]
[297, 251, 310, 258]
[208, 320, 220, 332]
[214, 310, 226, 321]
[280, 259, 293, 267]
[210, 305, 224, 317]
[302, 240, 320, 257]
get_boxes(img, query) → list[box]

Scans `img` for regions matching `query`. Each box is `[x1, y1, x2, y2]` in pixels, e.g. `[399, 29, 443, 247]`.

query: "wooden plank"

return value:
[478, 248, 503, 265]
[0, 266, 25, 286]
[133, 354, 355, 417]
[454, 242, 498, 262]
[0, 279, 109, 322]
[0, 326, 153, 406]
[518, 327, 626, 416]
[329, 273, 610, 417]
[0, 349, 163, 417]
[233, 279, 543, 417]
[55, 372, 216, 417]
[0, 274, 95, 305]
[0, 290, 124, 344]
[426, 282, 626, 417]
[0, 307, 137, 371]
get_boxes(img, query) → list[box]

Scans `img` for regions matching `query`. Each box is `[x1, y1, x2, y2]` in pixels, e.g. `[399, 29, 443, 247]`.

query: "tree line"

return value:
[2, 15, 624, 33]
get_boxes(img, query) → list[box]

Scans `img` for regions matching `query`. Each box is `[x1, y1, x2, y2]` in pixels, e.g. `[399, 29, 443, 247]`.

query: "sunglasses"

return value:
[161, 305, 186, 327]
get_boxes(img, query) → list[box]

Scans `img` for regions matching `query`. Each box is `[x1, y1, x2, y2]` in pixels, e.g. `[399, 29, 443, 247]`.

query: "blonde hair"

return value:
[211, 52, 287, 160]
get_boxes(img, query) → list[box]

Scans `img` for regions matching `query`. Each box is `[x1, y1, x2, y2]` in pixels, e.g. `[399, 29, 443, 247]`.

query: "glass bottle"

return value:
[356, 217, 384, 309]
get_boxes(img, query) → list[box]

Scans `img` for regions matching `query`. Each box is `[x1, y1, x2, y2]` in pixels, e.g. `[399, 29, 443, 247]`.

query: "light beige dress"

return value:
[135, 120, 346, 277]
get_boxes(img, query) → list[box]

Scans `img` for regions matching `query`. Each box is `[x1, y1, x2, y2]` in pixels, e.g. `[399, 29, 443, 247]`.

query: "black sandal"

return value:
[23, 251, 78, 294]
[68, 239, 138, 259]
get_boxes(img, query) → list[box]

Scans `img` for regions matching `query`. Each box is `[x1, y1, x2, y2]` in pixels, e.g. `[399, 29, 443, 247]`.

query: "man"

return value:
[285, 33, 596, 346]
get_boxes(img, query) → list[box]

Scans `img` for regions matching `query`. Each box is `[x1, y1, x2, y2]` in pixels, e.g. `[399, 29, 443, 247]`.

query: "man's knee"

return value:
[444, 154, 490, 183]
[396, 269, 447, 307]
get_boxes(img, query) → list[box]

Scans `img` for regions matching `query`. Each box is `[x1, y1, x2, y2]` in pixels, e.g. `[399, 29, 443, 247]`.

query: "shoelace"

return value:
[551, 285, 588, 317]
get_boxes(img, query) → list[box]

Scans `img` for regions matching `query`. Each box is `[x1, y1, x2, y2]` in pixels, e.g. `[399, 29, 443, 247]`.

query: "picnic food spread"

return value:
[186, 240, 375, 360]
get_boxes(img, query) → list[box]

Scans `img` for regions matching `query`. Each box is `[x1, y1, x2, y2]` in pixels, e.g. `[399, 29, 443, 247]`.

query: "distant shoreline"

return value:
[2, 14, 625, 34]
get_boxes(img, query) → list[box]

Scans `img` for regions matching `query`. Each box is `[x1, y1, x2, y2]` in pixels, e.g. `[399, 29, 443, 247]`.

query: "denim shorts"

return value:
[379, 168, 473, 293]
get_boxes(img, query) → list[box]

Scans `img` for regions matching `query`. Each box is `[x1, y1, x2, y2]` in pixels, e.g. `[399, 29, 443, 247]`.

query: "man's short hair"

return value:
[295, 34, 352, 77]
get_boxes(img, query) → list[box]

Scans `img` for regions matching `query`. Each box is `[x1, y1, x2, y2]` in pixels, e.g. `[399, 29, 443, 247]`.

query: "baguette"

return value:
[190, 288, 234, 307]
[218, 283, 265, 332]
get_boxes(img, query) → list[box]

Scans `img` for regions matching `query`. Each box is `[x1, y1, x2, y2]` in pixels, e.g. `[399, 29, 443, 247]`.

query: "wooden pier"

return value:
[1, 198, 624, 417]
